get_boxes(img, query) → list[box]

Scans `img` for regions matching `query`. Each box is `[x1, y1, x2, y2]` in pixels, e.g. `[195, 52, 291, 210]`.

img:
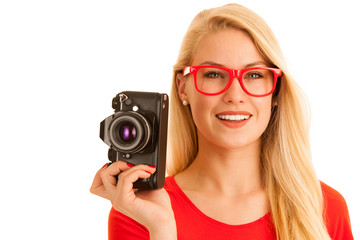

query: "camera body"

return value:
[100, 91, 168, 190]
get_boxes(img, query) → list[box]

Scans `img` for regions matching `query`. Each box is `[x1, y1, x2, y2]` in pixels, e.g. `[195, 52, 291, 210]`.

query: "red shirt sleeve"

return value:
[108, 207, 150, 240]
[321, 182, 354, 240]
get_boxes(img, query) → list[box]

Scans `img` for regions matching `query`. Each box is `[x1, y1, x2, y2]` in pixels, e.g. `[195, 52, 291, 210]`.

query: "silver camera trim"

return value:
[108, 111, 151, 154]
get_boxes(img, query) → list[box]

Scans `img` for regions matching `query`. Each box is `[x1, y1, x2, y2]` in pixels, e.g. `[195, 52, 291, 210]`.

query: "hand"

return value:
[90, 161, 176, 236]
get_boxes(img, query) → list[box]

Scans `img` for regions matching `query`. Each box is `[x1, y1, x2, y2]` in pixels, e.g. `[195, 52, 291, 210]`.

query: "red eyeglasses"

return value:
[183, 65, 282, 97]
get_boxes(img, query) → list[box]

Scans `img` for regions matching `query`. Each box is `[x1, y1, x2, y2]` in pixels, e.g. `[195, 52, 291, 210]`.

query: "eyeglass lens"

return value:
[196, 67, 274, 95]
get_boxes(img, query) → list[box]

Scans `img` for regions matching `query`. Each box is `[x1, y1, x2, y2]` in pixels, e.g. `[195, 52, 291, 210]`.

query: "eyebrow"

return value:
[199, 60, 268, 69]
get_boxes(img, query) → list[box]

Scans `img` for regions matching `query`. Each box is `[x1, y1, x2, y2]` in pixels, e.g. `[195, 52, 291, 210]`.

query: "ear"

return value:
[176, 73, 188, 102]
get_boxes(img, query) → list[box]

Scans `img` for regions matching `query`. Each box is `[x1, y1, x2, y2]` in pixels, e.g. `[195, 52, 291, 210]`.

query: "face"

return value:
[178, 29, 273, 150]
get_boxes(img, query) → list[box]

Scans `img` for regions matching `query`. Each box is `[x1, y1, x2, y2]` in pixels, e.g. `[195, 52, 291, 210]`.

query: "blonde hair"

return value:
[167, 3, 330, 240]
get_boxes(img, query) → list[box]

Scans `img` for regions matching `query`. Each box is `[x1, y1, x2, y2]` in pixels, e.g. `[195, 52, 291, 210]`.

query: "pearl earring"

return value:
[182, 100, 188, 106]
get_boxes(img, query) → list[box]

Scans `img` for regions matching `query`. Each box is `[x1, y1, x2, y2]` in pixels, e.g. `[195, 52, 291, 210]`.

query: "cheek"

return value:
[187, 81, 207, 115]
[187, 89, 219, 131]
[189, 95, 213, 124]
[254, 98, 273, 130]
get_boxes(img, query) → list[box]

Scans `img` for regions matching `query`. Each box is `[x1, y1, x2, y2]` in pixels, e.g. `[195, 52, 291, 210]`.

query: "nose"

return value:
[223, 77, 247, 104]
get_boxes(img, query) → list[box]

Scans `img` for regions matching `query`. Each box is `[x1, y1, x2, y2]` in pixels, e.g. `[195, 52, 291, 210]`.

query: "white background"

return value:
[0, 0, 359, 239]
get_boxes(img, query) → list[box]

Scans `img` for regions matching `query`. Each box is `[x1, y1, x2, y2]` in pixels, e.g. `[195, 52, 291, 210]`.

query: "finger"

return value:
[118, 164, 157, 183]
[114, 169, 154, 208]
[100, 161, 132, 190]
[117, 165, 157, 194]
[90, 165, 110, 199]
[104, 161, 131, 176]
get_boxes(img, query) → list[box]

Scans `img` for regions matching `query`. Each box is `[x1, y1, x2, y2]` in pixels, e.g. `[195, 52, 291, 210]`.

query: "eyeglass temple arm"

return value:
[183, 67, 191, 76]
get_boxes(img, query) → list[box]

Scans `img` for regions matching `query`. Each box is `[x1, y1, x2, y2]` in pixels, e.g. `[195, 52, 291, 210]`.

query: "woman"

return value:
[90, 4, 353, 239]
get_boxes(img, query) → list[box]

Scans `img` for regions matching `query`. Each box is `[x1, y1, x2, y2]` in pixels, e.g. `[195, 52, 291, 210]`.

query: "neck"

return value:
[178, 133, 263, 196]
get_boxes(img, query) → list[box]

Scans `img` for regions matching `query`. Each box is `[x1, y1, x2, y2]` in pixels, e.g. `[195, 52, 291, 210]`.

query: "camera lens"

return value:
[119, 123, 137, 142]
[108, 112, 151, 153]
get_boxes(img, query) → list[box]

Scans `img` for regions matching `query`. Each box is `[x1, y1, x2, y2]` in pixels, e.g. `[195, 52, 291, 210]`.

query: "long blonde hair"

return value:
[167, 3, 330, 240]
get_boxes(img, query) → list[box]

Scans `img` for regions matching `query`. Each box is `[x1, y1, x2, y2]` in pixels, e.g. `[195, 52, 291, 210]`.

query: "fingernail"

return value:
[145, 171, 152, 174]
[101, 163, 108, 169]
[127, 163, 135, 167]
[148, 165, 156, 168]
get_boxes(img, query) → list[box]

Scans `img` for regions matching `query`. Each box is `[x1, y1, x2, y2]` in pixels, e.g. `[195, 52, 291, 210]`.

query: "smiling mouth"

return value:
[216, 114, 251, 121]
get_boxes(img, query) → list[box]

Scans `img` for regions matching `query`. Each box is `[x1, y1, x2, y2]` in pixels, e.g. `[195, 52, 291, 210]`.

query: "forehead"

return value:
[191, 29, 266, 68]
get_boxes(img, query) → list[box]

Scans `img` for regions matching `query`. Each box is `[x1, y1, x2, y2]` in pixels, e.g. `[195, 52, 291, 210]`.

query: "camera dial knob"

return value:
[125, 99, 132, 106]
[122, 153, 131, 159]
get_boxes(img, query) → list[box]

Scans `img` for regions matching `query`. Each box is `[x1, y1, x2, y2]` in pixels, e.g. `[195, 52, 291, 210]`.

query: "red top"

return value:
[108, 176, 353, 240]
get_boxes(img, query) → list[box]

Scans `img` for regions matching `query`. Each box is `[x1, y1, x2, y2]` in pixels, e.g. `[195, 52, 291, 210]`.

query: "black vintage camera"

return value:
[100, 91, 168, 190]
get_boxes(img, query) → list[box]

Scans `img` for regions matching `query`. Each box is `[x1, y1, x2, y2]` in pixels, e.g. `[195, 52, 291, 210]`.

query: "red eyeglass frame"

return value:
[183, 65, 282, 97]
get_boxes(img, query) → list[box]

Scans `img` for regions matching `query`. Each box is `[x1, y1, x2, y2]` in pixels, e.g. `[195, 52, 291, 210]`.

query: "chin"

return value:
[215, 136, 260, 150]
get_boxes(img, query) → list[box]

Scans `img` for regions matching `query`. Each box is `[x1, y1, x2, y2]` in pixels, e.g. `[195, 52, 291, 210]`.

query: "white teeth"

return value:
[216, 114, 251, 121]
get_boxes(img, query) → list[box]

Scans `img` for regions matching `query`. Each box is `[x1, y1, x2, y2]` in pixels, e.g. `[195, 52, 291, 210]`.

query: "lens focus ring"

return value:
[108, 112, 151, 153]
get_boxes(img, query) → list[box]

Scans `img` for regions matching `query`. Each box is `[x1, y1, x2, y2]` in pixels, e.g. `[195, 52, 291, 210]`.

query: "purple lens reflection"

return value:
[120, 124, 137, 142]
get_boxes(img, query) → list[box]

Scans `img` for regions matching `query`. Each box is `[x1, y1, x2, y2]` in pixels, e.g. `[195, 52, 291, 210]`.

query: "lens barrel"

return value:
[109, 112, 151, 153]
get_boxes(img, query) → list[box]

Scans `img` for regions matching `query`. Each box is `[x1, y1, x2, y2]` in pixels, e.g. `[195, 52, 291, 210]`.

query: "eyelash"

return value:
[245, 72, 263, 79]
[204, 72, 224, 78]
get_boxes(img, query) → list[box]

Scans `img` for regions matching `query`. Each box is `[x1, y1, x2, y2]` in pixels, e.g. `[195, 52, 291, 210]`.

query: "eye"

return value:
[204, 71, 223, 78]
[245, 72, 263, 79]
